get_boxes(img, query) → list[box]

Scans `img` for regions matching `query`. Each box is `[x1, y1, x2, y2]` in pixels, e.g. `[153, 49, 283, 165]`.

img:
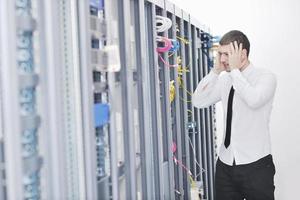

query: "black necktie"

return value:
[225, 86, 235, 148]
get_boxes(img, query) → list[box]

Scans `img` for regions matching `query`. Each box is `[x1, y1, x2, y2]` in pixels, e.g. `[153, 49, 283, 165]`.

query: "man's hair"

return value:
[219, 30, 250, 57]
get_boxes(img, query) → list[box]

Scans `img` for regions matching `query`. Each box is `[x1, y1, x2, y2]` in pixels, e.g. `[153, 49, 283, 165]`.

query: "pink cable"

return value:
[158, 54, 178, 67]
[156, 37, 172, 53]
[172, 141, 192, 176]
[173, 156, 192, 176]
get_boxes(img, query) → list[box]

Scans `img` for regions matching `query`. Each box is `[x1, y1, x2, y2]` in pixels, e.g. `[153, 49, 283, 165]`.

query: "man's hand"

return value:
[228, 41, 244, 71]
[213, 47, 225, 74]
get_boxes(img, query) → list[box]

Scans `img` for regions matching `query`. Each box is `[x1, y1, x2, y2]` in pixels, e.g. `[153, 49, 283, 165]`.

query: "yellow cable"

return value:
[189, 175, 197, 187]
[177, 66, 190, 75]
[177, 76, 193, 96]
[176, 57, 190, 75]
[187, 109, 193, 117]
[176, 36, 190, 44]
[170, 77, 192, 103]
[179, 96, 191, 103]
[169, 80, 175, 103]
[185, 89, 193, 96]
[177, 56, 182, 64]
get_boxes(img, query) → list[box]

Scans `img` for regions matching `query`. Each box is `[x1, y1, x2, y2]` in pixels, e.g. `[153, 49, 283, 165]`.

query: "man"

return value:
[192, 30, 277, 200]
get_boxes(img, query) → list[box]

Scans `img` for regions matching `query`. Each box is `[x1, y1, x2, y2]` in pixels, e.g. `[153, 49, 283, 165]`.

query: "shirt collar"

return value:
[241, 62, 254, 77]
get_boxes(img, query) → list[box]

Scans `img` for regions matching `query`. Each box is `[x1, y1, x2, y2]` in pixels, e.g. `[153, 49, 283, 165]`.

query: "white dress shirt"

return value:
[192, 63, 277, 166]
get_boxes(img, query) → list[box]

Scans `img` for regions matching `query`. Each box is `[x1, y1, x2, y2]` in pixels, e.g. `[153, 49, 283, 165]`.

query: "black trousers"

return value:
[216, 155, 276, 200]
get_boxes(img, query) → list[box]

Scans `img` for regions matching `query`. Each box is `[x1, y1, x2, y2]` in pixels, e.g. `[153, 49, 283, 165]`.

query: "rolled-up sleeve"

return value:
[192, 70, 222, 108]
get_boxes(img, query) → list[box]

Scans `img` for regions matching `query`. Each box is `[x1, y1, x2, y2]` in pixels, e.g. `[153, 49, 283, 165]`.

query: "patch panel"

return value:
[16, 0, 41, 199]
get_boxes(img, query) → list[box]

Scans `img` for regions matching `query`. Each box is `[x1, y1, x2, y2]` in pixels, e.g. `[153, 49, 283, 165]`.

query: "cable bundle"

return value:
[156, 36, 172, 53]
[156, 37, 180, 53]
[155, 16, 180, 67]
[201, 32, 220, 68]
[156, 16, 172, 32]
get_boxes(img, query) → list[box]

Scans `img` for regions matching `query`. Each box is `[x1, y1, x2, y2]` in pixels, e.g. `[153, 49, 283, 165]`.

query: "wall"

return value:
[170, 0, 300, 199]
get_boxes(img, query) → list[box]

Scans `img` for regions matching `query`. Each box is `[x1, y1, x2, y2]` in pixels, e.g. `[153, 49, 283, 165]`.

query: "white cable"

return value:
[156, 16, 172, 32]
[188, 137, 206, 177]
[156, 35, 163, 42]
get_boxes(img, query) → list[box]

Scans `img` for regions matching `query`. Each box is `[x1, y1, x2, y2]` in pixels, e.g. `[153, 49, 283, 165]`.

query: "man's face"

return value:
[218, 44, 231, 72]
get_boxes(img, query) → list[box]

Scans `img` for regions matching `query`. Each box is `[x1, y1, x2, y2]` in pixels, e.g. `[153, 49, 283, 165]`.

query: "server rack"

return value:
[0, 0, 218, 200]
[0, 0, 89, 199]
[0, 1, 43, 199]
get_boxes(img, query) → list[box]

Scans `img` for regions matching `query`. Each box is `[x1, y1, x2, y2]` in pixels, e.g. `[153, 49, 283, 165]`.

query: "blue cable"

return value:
[169, 39, 180, 52]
